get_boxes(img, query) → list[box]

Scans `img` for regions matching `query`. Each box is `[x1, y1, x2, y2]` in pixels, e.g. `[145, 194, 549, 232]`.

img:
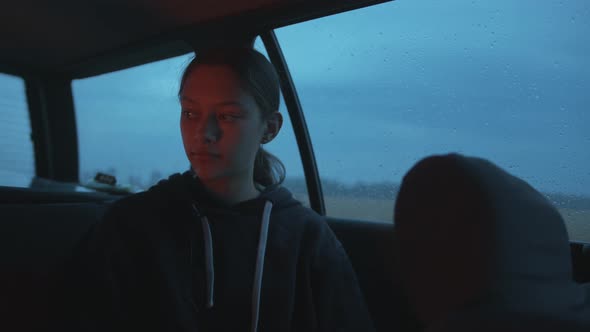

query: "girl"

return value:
[67, 47, 375, 332]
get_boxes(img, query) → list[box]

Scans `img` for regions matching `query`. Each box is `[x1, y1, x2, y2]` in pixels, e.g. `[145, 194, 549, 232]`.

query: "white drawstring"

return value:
[192, 199, 273, 331]
[193, 203, 215, 309]
[201, 215, 214, 309]
[251, 201, 273, 332]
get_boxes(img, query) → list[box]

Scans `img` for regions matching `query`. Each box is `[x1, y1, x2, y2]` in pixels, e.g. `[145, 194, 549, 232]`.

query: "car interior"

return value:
[1, 0, 589, 331]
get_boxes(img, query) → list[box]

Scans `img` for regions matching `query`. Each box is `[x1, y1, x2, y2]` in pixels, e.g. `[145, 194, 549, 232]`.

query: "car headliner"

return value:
[0, 0, 389, 78]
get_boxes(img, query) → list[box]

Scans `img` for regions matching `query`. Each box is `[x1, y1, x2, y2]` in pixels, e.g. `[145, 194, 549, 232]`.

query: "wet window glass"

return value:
[0, 73, 34, 187]
[277, 0, 590, 242]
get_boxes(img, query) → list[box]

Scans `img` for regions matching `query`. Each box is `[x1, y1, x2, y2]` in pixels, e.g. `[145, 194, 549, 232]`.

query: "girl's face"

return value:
[180, 65, 268, 183]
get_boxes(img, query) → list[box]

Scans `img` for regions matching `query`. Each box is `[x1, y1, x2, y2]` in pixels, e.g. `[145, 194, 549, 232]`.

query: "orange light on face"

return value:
[179, 65, 266, 184]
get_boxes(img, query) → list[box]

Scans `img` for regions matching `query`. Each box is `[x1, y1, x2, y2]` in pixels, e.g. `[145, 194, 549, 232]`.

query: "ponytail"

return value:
[254, 146, 285, 190]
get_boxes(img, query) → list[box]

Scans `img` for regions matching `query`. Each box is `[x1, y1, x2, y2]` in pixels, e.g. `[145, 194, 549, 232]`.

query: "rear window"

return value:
[277, 1, 590, 241]
[73, 54, 194, 191]
[0, 73, 34, 187]
[72, 43, 309, 205]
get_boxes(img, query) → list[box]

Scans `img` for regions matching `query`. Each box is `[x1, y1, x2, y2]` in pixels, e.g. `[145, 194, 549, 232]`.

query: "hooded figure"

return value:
[63, 47, 374, 332]
[394, 153, 590, 331]
[64, 170, 374, 332]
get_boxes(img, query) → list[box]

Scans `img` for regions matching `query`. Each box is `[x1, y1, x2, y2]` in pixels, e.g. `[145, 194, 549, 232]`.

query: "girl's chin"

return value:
[192, 165, 226, 180]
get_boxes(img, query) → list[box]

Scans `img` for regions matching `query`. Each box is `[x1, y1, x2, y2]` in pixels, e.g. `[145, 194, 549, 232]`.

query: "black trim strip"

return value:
[25, 77, 53, 179]
[64, 41, 194, 80]
[0, 63, 42, 78]
[45, 78, 78, 182]
[261, 31, 325, 215]
[24, 76, 79, 182]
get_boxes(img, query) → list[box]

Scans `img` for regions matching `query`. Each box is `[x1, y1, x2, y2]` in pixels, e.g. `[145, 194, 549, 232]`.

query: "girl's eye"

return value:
[182, 110, 197, 119]
[219, 114, 239, 121]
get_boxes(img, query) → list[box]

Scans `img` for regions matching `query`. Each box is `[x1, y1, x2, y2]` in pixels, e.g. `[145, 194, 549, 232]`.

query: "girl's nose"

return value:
[198, 113, 221, 143]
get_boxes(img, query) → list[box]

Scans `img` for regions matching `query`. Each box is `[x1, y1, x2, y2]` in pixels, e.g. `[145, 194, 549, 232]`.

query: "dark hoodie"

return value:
[65, 171, 375, 332]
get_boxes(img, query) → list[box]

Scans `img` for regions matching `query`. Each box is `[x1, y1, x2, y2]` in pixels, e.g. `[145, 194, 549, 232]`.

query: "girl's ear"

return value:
[261, 112, 283, 144]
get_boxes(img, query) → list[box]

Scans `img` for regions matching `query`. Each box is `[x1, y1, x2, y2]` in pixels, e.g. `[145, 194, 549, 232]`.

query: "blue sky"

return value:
[274, 0, 590, 195]
[1, 0, 589, 196]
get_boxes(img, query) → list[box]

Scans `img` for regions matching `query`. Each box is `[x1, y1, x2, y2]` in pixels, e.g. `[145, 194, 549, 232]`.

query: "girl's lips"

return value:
[191, 151, 221, 159]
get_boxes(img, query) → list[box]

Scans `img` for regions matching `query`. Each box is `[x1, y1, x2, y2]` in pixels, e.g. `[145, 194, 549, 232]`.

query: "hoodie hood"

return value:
[394, 153, 590, 327]
[149, 170, 299, 216]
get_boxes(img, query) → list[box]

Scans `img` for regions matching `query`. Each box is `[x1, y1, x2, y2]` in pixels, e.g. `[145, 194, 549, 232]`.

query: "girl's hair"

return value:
[178, 47, 285, 189]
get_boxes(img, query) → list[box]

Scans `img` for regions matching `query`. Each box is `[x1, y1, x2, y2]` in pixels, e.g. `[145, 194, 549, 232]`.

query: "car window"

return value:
[73, 54, 194, 191]
[276, 0, 590, 242]
[73, 42, 309, 205]
[0, 73, 34, 187]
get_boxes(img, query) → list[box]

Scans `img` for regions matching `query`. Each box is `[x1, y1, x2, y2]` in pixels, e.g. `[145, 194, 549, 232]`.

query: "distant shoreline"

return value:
[283, 177, 590, 211]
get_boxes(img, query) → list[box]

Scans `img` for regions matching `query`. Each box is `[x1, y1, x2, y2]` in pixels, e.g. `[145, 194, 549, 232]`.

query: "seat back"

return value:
[394, 153, 590, 330]
[328, 218, 420, 332]
[0, 187, 112, 331]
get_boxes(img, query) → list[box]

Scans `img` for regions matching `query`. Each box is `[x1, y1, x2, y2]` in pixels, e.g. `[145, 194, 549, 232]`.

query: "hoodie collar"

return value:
[158, 170, 297, 216]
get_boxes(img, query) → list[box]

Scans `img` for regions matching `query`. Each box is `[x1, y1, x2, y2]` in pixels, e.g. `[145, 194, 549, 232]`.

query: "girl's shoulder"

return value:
[105, 172, 189, 214]
[95, 173, 190, 237]
[270, 201, 338, 249]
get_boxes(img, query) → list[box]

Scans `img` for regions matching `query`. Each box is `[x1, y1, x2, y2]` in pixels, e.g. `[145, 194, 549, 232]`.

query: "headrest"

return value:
[394, 153, 590, 328]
